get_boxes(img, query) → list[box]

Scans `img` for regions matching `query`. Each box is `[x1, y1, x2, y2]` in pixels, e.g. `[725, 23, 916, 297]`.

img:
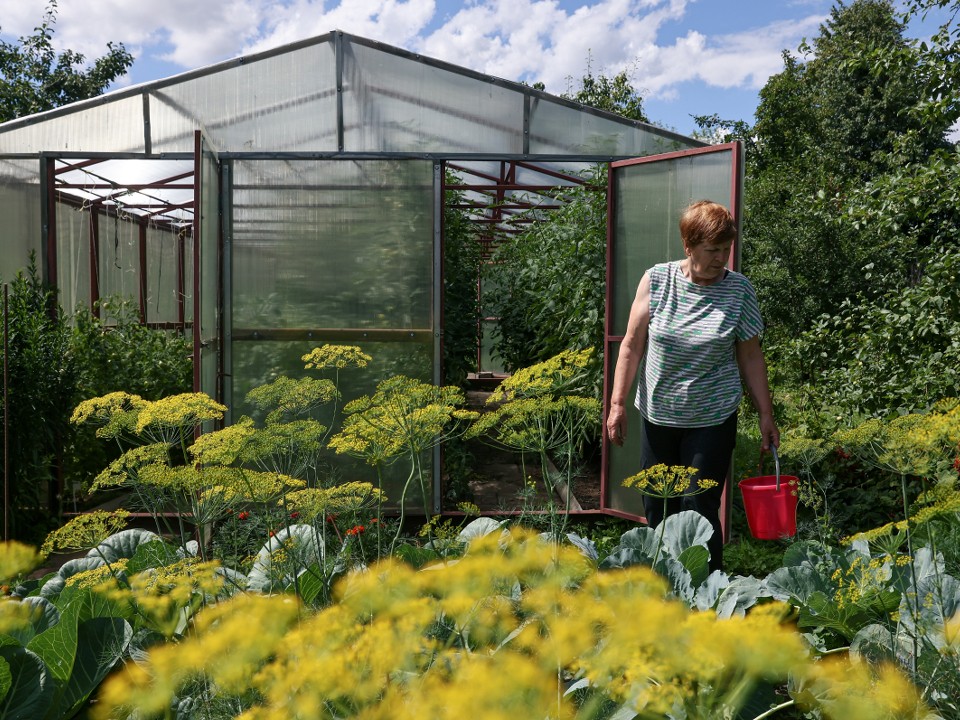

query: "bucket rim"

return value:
[739, 474, 799, 489]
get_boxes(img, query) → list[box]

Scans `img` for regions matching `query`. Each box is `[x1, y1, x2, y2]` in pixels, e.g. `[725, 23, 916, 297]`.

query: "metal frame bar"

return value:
[192, 131, 203, 394]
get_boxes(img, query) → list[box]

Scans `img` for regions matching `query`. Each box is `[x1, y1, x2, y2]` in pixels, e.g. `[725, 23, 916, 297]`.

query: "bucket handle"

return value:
[759, 444, 782, 491]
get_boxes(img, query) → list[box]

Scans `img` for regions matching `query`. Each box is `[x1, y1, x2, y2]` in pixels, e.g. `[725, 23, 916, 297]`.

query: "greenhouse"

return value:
[0, 30, 743, 521]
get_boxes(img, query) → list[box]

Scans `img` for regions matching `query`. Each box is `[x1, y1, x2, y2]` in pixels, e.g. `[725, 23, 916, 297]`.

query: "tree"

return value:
[561, 58, 648, 122]
[0, 1, 133, 122]
[738, 0, 952, 340]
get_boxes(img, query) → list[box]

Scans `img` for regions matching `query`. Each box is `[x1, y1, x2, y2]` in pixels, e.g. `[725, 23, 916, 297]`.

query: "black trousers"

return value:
[639, 411, 738, 573]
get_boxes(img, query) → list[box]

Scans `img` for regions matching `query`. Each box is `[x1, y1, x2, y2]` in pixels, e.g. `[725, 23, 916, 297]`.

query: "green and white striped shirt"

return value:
[635, 261, 764, 427]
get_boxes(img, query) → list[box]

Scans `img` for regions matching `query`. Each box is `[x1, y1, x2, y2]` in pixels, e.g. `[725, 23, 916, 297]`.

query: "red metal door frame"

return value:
[600, 141, 744, 534]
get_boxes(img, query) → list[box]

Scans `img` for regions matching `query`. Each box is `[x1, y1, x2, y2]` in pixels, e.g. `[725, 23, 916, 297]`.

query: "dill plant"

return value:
[466, 349, 601, 540]
[89, 528, 932, 720]
[328, 375, 478, 554]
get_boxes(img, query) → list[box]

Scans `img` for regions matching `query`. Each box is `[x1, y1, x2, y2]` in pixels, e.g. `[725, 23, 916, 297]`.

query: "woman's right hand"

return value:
[607, 404, 627, 446]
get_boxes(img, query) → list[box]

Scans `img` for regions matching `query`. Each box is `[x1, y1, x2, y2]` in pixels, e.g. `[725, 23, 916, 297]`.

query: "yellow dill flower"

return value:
[330, 376, 472, 463]
[457, 501, 481, 516]
[135, 393, 227, 436]
[797, 657, 926, 720]
[301, 344, 372, 370]
[246, 376, 338, 424]
[189, 415, 256, 465]
[107, 558, 226, 637]
[909, 489, 960, 526]
[284, 482, 383, 521]
[237, 419, 327, 472]
[466, 395, 600, 454]
[493, 348, 594, 401]
[0, 598, 39, 635]
[66, 558, 129, 590]
[0, 540, 41, 581]
[93, 594, 301, 719]
[70, 391, 147, 439]
[623, 464, 718, 499]
[89, 443, 170, 492]
[41, 510, 131, 558]
[220, 469, 307, 503]
[778, 435, 829, 468]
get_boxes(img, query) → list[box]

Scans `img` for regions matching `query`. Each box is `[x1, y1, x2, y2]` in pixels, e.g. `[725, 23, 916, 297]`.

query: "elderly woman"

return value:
[606, 200, 779, 572]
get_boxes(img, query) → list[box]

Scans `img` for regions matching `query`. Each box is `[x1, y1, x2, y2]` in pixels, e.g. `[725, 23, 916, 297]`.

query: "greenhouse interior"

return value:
[0, 30, 743, 522]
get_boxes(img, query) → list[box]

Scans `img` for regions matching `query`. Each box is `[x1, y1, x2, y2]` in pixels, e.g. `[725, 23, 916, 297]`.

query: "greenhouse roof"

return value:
[0, 30, 701, 160]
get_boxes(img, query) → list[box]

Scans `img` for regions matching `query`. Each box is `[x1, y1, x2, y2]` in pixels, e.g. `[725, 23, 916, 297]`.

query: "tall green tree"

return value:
[0, 1, 133, 122]
[561, 59, 648, 122]
[737, 0, 951, 339]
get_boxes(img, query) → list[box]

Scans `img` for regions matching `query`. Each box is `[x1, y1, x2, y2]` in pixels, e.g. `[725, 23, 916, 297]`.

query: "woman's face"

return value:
[684, 239, 732, 285]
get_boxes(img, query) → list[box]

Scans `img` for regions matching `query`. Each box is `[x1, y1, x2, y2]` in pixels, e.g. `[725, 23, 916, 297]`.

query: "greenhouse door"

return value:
[193, 131, 221, 408]
[601, 142, 743, 531]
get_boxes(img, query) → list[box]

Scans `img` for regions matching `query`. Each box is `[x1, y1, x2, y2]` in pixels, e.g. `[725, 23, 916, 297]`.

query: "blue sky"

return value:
[0, 0, 951, 137]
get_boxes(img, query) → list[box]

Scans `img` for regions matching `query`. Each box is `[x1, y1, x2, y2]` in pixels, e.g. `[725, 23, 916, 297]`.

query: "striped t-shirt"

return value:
[634, 261, 764, 427]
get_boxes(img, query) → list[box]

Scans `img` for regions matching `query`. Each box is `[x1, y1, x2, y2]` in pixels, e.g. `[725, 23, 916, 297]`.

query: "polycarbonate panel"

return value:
[605, 340, 645, 517]
[342, 41, 524, 153]
[149, 41, 338, 153]
[0, 95, 146, 154]
[231, 338, 432, 507]
[610, 149, 734, 333]
[144, 225, 184, 325]
[55, 203, 92, 314]
[231, 159, 434, 330]
[0, 158, 40, 282]
[604, 145, 738, 518]
[97, 212, 141, 307]
[479, 320, 504, 375]
[529, 98, 697, 157]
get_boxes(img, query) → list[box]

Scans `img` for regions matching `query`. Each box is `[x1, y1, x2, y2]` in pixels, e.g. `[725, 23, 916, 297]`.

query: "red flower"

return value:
[290, 511, 301, 519]
[269, 530, 276, 537]
[953, 455, 960, 473]
[835, 447, 851, 460]
[238, 511, 250, 521]
[346, 525, 366, 536]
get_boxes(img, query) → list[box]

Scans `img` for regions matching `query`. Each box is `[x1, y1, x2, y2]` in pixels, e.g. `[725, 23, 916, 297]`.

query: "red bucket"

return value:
[738, 446, 799, 540]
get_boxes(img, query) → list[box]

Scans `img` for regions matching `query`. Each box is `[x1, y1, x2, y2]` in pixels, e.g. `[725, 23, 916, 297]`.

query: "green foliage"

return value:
[562, 66, 648, 122]
[66, 296, 191, 499]
[737, 0, 953, 339]
[485, 166, 606, 390]
[0, 258, 78, 541]
[782, 248, 960, 419]
[71, 296, 191, 403]
[442, 171, 483, 386]
[0, 1, 133, 122]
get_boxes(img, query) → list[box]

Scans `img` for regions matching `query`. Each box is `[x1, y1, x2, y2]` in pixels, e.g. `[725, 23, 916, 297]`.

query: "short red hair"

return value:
[679, 200, 736, 248]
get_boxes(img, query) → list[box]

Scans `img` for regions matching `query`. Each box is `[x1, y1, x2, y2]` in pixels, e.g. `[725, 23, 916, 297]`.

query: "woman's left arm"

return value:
[736, 335, 780, 452]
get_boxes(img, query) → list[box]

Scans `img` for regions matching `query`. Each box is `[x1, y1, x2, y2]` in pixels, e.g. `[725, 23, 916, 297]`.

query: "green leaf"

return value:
[87, 528, 161, 564]
[294, 565, 328, 606]
[126, 539, 182, 574]
[715, 576, 767, 619]
[658, 510, 714, 559]
[458, 517, 505, 545]
[56, 617, 131, 718]
[676, 545, 710, 588]
[0, 646, 54, 720]
[4, 598, 59, 647]
[765, 564, 833, 604]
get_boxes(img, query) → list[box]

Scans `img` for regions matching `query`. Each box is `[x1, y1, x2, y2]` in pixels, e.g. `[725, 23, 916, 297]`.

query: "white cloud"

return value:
[0, 0, 827, 117]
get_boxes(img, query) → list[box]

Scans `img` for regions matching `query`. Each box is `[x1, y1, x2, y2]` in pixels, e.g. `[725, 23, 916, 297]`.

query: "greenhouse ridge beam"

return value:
[0, 30, 702, 156]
